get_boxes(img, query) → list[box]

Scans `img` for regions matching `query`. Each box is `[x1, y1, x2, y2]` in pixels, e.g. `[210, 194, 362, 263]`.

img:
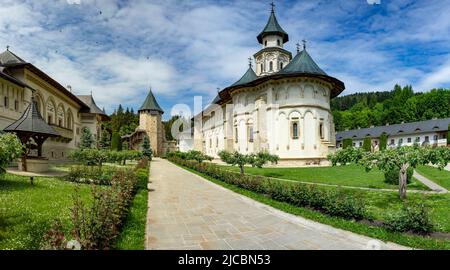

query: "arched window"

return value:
[248, 126, 254, 142]
[265, 40, 267, 46]
[277, 39, 281, 46]
[280, 62, 284, 69]
[269, 61, 273, 71]
[292, 122, 299, 139]
[260, 64, 263, 73]
[319, 123, 324, 139]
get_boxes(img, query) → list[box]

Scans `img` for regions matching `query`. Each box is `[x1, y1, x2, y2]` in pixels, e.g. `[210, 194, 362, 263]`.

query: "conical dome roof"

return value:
[257, 10, 289, 44]
[279, 49, 327, 76]
[231, 66, 258, 87]
[139, 88, 164, 114]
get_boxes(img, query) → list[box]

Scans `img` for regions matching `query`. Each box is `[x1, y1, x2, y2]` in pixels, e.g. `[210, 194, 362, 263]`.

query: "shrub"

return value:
[0, 133, 23, 174]
[186, 150, 213, 163]
[385, 203, 434, 234]
[42, 161, 148, 250]
[135, 157, 149, 170]
[343, 138, 353, 149]
[65, 165, 119, 185]
[69, 149, 109, 167]
[384, 167, 413, 185]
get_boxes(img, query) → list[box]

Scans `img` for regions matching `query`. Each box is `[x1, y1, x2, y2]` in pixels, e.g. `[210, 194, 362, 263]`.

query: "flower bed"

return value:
[42, 159, 149, 250]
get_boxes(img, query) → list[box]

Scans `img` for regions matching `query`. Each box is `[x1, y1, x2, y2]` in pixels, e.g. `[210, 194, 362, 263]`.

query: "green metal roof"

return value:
[231, 66, 258, 87]
[279, 49, 327, 76]
[139, 88, 164, 114]
[257, 10, 289, 44]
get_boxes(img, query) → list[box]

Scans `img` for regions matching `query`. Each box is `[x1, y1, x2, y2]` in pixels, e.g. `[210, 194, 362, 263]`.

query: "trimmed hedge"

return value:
[343, 138, 353, 149]
[363, 137, 371, 152]
[379, 133, 388, 151]
[168, 156, 366, 220]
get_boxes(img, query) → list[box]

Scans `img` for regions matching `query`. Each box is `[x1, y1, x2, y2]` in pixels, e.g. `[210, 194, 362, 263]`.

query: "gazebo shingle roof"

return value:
[3, 98, 59, 137]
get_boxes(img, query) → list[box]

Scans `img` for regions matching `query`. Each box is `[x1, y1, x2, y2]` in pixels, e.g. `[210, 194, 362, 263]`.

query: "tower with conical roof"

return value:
[138, 88, 164, 156]
[254, 3, 292, 76]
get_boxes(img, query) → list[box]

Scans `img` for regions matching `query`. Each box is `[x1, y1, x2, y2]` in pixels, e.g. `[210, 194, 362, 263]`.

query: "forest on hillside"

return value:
[331, 85, 450, 132]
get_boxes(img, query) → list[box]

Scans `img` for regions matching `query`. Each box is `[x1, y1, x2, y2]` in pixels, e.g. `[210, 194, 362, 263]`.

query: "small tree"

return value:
[329, 146, 450, 200]
[218, 150, 279, 175]
[186, 150, 212, 163]
[248, 151, 279, 168]
[218, 151, 249, 175]
[141, 136, 152, 160]
[362, 137, 371, 152]
[0, 133, 23, 174]
[80, 127, 94, 149]
[111, 132, 122, 151]
[99, 129, 111, 150]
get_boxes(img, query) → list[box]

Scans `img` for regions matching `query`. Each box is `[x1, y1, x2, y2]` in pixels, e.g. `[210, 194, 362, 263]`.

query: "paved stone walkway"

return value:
[145, 158, 408, 250]
[413, 171, 448, 194]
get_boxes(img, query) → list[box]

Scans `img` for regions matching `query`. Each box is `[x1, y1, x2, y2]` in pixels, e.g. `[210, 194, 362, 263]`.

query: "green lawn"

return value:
[176, 162, 450, 249]
[0, 173, 96, 250]
[221, 164, 429, 190]
[415, 165, 450, 190]
[115, 168, 149, 250]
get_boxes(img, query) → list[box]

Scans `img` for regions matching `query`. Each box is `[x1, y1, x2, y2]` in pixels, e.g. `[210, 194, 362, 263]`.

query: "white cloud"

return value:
[0, 0, 449, 114]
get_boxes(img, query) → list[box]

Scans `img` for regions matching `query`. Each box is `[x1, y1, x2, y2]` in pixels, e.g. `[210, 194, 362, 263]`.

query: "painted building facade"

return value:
[189, 6, 345, 166]
[0, 48, 108, 160]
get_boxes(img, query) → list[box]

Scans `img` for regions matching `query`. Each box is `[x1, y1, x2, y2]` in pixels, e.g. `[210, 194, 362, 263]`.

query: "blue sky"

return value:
[1, 0, 450, 119]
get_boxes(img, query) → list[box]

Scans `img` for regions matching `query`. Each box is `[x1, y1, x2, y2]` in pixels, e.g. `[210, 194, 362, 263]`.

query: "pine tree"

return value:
[99, 129, 111, 149]
[142, 136, 152, 160]
[80, 127, 94, 149]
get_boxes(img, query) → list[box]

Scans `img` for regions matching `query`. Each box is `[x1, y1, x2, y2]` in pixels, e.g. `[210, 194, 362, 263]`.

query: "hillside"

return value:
[332, 85, 450, 132]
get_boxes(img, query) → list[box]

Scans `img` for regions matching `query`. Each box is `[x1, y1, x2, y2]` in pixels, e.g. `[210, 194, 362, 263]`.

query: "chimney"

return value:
[67, 85, 72, 92]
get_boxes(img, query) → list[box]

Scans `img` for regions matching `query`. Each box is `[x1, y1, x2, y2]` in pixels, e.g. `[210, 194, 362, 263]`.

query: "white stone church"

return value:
[188, 6, 345, 166]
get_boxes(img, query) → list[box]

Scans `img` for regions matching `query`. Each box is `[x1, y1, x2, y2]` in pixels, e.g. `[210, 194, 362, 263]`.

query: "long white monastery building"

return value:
[190, 6, 345, 166]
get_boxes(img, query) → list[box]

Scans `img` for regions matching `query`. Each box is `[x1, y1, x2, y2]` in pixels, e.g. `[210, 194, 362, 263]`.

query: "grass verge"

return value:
[415, 165, 450, 190]
[220, 164, 429, 190]
[0, 173, 95, 249]
[172, 161, 450, 250]
[114, 167, 149, 250]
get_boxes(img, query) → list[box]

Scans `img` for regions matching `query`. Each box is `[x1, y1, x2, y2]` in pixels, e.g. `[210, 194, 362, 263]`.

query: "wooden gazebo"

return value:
[3, 96, 59, 172]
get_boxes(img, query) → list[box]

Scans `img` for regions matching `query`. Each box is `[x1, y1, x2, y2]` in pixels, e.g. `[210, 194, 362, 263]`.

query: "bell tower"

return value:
[254, 3, 292, 76]
[138, 88, 164, 156]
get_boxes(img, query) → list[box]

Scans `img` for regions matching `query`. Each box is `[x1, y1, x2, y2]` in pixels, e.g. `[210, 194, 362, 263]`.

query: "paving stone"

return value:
[145, 158, 409, 250]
